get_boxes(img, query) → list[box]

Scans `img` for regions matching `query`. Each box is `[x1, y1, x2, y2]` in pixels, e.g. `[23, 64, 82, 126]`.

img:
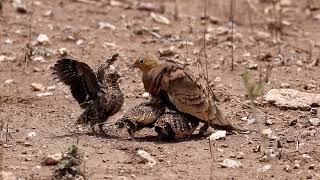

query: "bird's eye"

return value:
[139, 58, 144, 64]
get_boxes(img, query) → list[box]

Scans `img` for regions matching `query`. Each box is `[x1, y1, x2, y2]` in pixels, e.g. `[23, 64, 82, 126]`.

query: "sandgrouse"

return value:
[154, 109, 199, 140]
[116, 98, 165, 140]
[52, 54, 124, 134]
[132, 54, 238, 135]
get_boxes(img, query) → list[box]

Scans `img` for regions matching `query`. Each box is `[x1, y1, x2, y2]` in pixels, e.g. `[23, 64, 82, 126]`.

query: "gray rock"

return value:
[208, 130, 227, 140]
[265, 89, 320, 110]
[220, 158, 242, 168]
[309, 118, 320, 126]
[257, 164, 272, 173]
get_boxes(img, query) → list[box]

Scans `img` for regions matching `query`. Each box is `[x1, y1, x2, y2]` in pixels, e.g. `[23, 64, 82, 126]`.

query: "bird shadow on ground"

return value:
[49, 128, 207, 144]
[130, 134, 206, 144]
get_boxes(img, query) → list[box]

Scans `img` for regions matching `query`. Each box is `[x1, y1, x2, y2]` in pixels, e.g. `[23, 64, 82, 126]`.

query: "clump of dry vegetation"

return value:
[54, 145, 85, 180]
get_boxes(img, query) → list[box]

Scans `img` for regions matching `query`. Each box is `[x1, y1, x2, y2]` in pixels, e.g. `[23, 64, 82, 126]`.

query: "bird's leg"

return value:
[127, 129, 135, 141]
[198, 123, 209, 136]
[91, 124, 97, 134]
[190, 120, 200, 135]
[98, 123, 106, 135]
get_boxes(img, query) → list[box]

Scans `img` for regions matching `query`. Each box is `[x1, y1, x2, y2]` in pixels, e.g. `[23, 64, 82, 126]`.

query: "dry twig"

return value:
[230, 0, 235, 70]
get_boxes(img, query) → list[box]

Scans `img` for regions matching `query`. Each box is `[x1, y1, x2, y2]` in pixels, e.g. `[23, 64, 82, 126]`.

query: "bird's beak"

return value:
[129, 63, 137, 69]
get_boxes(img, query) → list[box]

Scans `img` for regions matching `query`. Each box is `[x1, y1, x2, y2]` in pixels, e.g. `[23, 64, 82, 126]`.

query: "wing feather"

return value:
[52, 59, 100, 105]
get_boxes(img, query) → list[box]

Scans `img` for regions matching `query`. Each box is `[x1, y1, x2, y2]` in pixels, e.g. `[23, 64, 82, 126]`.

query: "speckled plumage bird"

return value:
[132, 54, 238, 135]
[116, 98, 165, 139]
[52, 54, 124, 134]
[154, 109, 199, 140]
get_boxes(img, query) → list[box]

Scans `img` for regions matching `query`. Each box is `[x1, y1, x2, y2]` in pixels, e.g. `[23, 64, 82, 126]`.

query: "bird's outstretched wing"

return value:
[52, 59, 100, 107]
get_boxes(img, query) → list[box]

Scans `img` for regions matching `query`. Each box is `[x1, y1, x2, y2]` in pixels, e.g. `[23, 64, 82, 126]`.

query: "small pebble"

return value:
[31, 83, 45, 91]
[236, 152, 245, 159]
[36, 34, 50, 45]
[284, 165, 291, 172]
[293, 163, 300, 169]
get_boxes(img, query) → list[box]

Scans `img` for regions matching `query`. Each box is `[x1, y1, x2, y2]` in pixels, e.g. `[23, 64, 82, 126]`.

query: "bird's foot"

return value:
[128, 129, 136, 141]
[198, 123, 209, 137]
[98, 124, 107, 136]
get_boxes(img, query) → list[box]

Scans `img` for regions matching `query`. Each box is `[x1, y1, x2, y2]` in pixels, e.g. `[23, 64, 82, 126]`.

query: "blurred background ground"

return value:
[1, 0, 320, 179]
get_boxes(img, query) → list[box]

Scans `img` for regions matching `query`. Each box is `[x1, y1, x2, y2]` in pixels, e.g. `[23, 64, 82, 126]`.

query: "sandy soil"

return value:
[1, 0, 320, 179]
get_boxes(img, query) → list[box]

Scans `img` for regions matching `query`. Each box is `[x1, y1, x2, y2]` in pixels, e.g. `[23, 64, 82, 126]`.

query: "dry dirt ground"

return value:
[1, 0, 320, 179]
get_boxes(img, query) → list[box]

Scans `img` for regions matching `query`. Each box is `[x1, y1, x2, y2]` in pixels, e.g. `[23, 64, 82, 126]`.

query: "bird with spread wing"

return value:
[52, 54, 124, 134]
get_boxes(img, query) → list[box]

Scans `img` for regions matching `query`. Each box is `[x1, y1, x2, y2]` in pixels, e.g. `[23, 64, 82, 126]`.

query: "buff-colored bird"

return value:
[154, 109, 199, 140]
[132, 54, 238, 135]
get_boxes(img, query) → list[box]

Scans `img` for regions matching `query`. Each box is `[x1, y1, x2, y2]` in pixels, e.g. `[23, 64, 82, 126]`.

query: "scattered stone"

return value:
[247, 117, 256, 125]
[142, 92, 150, 98]
[13, 0, 27, 13]
[103, 42, 118, 49]
[310, 108, 318, 116]
[137, 2, 165, 13]
[36, 34, 50, 45]
[137, 149, 158, 167]
[36, 92, 53, 97]
[284, 165, 291, 172]
[308, 164, 316, 170]
[265, 89, 320, 110]
[309, 0, 320, 10]
[302, 154, 312, 160]
[208, 16, 220, 24]
[247, 63, 258, 70]
[158, 46, 176, 57]
[58, 48, 68, 56]
[309, 118, 320, 126]
[229, 153, 236, 158]
[47, 85, 56, 91]
[76, 39, 84, 46]
[4, 79, 14, 85]
[220, 158, 242, 168]
[33, 67, 42, 72]
[280, 0, 292, 6]
[0, 55, 16, 62]
[24, 142, 32, 147]
[304, 83, 317, 90]
[241, 116, 248, 121]
[2, 171, 17, 180]
[236, 152, 245, 159]
[215, 26, 229, 35]
[150, 12, 171, 25]
[262, 128, 273, 138]
[110, 0, 126, 7]
[31, 83, 45, 91]
[27, 131, 37, 137]
[257, 164, 272, 173]
[43, 10, 53, 17]
[4, 38, 13, 44]
[32, 56, 46, 63]
[208, 130, 227, 140]
[280, 83, 290, 88]
[214, 77, 221, 83]
[42, 153, 62, 166]
[254, 31, 271, 41]
[288, 119, 297, 126]
[293, 163, 301, 169]
[98, 22, 116, 30]
[265, 118, 273, 125]
[306, 174, 313, 179]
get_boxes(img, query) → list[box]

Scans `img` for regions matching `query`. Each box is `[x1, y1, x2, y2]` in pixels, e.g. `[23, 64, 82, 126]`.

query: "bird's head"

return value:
[132, 54, 160, 73]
